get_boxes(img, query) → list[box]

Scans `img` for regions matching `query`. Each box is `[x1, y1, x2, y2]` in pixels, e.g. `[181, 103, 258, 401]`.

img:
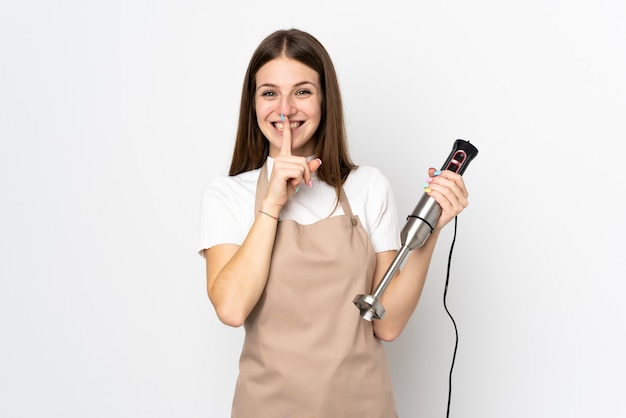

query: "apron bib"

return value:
[232, 164, 397, 418]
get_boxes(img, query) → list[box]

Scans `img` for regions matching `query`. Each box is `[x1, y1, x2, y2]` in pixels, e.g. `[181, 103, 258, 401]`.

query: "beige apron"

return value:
[231, 164, 397, 418]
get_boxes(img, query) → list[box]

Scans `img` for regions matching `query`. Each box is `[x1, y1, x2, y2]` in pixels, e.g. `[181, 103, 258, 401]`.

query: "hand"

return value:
[263, 115, 322, 212]
[425, 168, 469, 230]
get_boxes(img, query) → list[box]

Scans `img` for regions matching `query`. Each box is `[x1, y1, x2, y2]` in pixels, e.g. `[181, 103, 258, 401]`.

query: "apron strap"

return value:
[254, 164, 268, 213]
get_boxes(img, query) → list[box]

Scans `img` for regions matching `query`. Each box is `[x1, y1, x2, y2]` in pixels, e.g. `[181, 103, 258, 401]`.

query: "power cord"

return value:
[443, 216, 459, 418]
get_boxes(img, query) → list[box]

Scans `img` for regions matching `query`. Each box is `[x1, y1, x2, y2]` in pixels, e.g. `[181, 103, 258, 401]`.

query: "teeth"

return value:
[275, 122, 300, 131]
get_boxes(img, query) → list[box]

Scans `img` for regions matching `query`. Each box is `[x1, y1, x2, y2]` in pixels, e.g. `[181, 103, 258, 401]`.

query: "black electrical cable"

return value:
[443, 216, 459, 418]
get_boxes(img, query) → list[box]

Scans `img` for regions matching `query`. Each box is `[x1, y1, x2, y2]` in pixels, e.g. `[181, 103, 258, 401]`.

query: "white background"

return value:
[1, 0, 625, 417]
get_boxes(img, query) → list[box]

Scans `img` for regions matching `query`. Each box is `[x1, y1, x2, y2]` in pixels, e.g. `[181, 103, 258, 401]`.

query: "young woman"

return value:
[198, 28, 469, 417]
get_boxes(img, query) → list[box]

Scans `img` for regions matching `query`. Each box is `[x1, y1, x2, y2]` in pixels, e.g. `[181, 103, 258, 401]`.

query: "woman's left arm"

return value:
[372, 168, 469, 342]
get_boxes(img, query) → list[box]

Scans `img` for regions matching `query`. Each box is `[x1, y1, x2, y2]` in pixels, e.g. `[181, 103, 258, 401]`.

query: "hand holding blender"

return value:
[353, 139, 479, 321]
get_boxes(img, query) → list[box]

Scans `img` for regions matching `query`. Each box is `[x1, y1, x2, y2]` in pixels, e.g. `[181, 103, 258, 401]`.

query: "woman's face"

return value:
[255, 57, 323, 157]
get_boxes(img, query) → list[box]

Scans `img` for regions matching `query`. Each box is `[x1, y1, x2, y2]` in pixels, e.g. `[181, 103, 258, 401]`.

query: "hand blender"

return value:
[353, 139, 479, 321]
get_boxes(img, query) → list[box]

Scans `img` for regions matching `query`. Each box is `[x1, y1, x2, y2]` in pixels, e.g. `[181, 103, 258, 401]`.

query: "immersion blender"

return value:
[353, 139, 479, 321]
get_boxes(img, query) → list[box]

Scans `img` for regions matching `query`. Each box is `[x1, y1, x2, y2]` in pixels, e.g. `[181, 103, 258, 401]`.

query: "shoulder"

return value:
[200, 168, 261, 218]
[345, 165, 393, 195]
[348, 165, 389, 181]
[343, 164, 396, 212]
[202, 168, 261, 201]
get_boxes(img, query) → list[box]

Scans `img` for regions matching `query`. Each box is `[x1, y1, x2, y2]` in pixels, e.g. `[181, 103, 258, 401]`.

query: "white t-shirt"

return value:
[198, 157, 401, 255]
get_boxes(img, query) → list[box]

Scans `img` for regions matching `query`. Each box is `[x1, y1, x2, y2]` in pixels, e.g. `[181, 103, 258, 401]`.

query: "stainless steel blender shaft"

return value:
[353, 193, 440, 320]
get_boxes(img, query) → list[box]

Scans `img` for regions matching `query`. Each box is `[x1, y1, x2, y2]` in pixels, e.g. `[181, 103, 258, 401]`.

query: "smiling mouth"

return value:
[273, 121, 303, 132]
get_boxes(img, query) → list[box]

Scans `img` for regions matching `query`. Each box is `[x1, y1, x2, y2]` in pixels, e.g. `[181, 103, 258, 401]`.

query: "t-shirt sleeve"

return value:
[197, 176, 251, 256]
[359, 167, 401, 253]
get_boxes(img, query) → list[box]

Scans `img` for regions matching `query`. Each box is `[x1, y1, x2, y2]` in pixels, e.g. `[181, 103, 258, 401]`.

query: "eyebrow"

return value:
[256, 81, 318, 92]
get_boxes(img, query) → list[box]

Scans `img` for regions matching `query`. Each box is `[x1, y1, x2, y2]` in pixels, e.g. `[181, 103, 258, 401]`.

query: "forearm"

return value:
[208, 210, 279, 327]
[372, 230, 440, 341]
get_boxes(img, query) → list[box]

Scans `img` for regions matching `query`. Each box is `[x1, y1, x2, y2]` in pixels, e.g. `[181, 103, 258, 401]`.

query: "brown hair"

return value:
[228, 28, 356, 196]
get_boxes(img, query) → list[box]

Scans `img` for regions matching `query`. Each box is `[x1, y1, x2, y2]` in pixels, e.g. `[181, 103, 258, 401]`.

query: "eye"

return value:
[260, 90, 277, 97]
[295, 89, 312, 96]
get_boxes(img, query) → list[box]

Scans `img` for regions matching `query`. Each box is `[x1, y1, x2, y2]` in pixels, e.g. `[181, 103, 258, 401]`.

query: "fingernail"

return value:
[424, 188, 432, 193]
[280, 114, 285, 122]
[307, 180, 313, 187]
[422, 182, 430, 188]
[434, 170, 442, 176]
[316, 158, 322, 165]
[425, 177, 433, 183]
[295, 185, 300, 193]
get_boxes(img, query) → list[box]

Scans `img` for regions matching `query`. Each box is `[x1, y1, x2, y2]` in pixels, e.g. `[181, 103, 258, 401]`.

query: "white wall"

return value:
[1, 0, 624, 417]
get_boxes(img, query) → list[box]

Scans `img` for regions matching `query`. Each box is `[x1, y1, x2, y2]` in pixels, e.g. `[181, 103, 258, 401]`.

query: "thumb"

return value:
[308, 158, 323, 174]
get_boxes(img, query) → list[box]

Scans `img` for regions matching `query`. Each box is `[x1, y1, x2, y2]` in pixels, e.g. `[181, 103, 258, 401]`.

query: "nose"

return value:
[279, 96, 296, 118]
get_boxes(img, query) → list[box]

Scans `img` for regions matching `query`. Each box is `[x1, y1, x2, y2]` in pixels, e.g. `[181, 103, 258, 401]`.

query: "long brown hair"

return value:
[228, 29, 356, 197]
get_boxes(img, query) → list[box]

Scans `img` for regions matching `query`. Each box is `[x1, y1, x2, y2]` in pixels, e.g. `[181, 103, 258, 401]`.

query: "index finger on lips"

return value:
[280, 114, 292, 156]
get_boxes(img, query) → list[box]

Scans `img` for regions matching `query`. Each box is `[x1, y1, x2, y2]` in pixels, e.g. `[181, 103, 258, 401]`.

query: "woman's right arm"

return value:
[205, 208, 280, 328]
[205, 158, 317, 327]
[206, 116, 322, 327]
